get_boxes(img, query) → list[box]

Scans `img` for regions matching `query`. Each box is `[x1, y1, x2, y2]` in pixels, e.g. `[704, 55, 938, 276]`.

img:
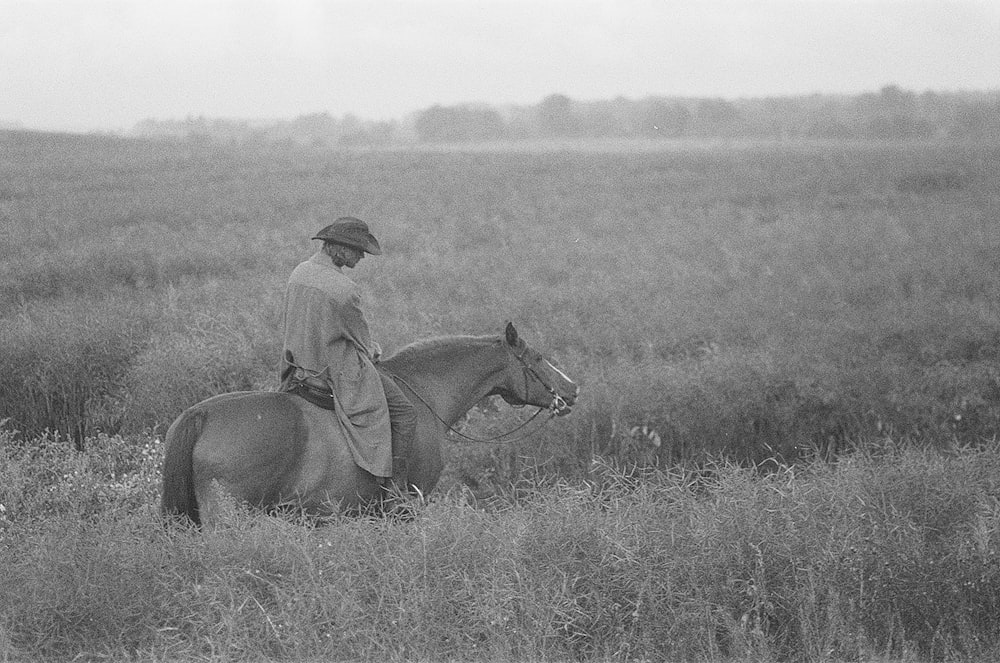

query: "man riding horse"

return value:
[279, 216, 417, 493]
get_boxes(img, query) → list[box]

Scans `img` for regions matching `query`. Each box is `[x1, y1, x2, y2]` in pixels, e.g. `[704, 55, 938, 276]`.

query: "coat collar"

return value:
[308, 251, 344, 274]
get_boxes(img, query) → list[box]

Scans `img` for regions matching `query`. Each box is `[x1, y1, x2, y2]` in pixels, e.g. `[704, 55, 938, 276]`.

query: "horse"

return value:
[160, 322, 578, 526]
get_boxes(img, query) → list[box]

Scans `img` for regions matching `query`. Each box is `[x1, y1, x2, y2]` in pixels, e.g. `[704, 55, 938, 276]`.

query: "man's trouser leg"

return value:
[378, 371, 417, 491]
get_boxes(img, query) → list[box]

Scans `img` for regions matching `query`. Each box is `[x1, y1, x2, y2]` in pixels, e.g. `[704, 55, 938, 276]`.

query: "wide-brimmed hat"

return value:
[312, 217, 382, 255]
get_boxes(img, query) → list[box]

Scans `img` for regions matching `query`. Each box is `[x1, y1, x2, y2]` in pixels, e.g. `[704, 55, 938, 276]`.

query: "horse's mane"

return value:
[381, 333, 498, 369]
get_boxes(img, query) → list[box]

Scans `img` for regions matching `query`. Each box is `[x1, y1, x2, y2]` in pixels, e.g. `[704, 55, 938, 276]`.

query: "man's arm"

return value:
[337, 291, 380, 360]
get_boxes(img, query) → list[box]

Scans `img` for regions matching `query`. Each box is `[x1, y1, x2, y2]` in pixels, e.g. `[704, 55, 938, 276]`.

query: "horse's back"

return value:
[186, 391, 378, 518]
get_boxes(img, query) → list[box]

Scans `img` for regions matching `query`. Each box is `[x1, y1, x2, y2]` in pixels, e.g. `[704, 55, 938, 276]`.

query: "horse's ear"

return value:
[504, 321, 519, 346]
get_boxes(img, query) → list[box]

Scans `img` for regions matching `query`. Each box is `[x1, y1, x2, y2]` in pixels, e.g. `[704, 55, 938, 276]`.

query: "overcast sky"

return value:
[3, 0, 999, 132]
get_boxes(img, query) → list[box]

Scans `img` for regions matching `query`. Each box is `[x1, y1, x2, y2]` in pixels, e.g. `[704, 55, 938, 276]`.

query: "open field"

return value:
[2, 132, 1000, 660]
[3, 134, 1000, 469]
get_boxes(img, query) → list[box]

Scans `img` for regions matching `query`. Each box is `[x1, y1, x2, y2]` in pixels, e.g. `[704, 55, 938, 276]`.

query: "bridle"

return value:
[387, 343, 571, 444]
[510, 344, 572, 418]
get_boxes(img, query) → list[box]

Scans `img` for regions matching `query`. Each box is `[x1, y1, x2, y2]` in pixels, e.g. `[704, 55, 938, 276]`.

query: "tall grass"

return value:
[0, 296, 155, 445]
[2, 428, 999, 661]
[9, 129, 1000, 661]
[4, 135, 1000, 477]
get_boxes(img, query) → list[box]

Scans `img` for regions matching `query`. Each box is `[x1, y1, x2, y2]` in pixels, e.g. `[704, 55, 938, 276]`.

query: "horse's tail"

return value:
[160, 407, 206, 527]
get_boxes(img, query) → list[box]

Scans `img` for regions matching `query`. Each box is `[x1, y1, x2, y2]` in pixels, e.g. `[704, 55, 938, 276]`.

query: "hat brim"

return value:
[312, 234, 382, 255]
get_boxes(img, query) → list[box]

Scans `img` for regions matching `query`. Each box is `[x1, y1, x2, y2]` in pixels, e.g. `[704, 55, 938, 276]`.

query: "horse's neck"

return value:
[387, 338, 505, 425]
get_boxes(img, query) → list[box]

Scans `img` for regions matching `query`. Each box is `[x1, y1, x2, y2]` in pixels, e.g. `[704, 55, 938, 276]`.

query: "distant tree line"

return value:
[132, 86, 1000, 145]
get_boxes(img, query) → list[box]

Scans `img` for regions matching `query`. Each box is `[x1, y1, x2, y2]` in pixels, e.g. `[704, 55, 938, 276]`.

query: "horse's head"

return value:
[493, 322, 578, 416]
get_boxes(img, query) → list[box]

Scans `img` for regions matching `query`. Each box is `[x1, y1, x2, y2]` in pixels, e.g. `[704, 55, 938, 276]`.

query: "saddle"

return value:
[280, 351, 406, 488]
[285, 379, 337, 411]
[280, 352, 337, 411]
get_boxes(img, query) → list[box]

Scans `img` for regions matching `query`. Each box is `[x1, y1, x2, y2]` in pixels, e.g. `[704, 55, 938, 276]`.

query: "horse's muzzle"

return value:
[550, 385, 578, 416]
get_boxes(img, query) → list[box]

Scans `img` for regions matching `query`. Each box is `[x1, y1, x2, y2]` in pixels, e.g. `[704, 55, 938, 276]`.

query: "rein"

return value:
[388, 371, 556, 444]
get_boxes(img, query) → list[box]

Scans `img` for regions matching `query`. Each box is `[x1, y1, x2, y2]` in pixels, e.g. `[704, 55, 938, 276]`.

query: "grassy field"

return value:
[2, 131, 1000, 660]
